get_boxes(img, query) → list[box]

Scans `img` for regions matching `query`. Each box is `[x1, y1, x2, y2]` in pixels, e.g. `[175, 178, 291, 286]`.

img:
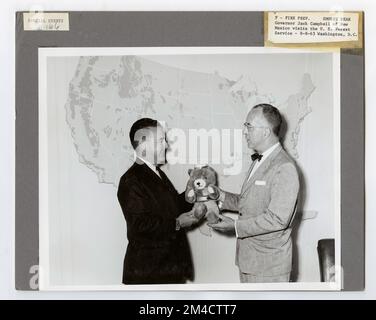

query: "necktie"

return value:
[156, 166, 165, 180]
[251, 152, 263, 162]
[156, 166, 172, 188]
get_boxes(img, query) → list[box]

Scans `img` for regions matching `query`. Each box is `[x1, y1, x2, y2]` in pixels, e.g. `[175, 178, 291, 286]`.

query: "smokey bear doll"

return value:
[185, 165, 221, 226]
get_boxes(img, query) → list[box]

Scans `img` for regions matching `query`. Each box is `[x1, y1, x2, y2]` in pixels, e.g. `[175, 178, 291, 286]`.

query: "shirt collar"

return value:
[136, 156, 160, 177]
[260, 142, 280, 160]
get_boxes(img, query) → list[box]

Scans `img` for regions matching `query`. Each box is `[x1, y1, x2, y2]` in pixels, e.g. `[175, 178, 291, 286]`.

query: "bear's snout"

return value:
[194, 178, 206, 190]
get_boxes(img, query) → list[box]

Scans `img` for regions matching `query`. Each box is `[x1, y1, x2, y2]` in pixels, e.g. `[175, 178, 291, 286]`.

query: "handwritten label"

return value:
[266, 12, 361, 46]
[23, 12, 69, 31]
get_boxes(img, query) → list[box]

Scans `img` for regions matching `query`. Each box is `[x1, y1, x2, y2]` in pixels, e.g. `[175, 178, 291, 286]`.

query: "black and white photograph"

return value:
[38, 47, 341, 290]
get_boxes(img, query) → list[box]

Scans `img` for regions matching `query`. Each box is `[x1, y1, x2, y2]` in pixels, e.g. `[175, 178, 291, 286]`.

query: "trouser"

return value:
[239, 271, 290, 283]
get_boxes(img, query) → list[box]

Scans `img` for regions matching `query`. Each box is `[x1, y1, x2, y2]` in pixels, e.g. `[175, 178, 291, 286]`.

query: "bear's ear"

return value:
[188, 168, 193, 175]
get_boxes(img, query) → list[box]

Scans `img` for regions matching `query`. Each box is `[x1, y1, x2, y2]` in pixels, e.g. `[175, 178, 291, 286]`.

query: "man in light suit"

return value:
[209, 104, 299, 283]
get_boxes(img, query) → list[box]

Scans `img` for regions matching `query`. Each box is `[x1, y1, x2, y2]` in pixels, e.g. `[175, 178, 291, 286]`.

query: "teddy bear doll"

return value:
[185, 165, 221, 232]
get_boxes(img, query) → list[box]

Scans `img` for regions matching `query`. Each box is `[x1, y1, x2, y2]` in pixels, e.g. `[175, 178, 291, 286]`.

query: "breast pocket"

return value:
[250, 181, 268, 197]
[241, 182, 270, 212]
[254, 180, 267, 186]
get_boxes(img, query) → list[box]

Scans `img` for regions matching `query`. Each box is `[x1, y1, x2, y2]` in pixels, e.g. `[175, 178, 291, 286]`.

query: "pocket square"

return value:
[255, 180, 266, 186]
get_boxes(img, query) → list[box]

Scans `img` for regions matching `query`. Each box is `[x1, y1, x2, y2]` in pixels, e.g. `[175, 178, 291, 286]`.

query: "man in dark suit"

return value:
[117, 118, 198, 285]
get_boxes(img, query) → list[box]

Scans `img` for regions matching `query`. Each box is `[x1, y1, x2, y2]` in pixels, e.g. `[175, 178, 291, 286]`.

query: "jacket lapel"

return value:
[135, 160, 166, 189]
[241, 145, 283, 196]
[135, 160, 179, 197]
[133, 161, 179, 219]
[240, 160, 257, 194]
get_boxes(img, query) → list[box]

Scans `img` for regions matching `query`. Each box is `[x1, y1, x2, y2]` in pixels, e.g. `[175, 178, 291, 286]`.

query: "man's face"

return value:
[153, 125, 168, 165]
[137, 125, 168, 165]
[243, 109, 269, 151]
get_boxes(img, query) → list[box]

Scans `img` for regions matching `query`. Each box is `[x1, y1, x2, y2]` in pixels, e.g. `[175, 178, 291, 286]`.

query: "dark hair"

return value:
[253, 103, 282, 136]
[129, 118, 159, 149]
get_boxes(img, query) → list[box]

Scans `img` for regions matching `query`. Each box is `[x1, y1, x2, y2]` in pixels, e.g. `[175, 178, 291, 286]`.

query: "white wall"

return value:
[47, 57, 127, 285]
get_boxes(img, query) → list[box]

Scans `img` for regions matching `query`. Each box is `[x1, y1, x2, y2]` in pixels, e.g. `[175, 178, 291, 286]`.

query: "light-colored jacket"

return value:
[222, 145, 299, 276]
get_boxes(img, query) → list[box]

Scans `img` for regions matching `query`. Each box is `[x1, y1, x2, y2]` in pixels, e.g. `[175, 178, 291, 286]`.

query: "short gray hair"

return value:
[253, 104, 282, 136]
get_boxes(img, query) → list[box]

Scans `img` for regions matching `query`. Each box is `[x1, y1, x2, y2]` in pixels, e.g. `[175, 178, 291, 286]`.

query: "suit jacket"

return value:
[117, 160, 193, 284]
[222, 145, 299, 276]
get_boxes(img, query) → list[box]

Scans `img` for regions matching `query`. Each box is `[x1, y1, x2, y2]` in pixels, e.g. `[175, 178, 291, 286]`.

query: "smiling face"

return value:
[243, 108, 271, 152]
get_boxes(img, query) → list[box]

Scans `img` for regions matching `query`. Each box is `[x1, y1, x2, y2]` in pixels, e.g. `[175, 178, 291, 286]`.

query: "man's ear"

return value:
[264, 127, 272, 139]
[188, 168, 193, 175]
[137, 141, 147, 158]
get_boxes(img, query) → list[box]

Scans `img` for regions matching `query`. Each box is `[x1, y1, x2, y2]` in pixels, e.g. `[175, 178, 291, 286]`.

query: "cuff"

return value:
[219, 190, 226, 203]
[235, 220, 239, 238]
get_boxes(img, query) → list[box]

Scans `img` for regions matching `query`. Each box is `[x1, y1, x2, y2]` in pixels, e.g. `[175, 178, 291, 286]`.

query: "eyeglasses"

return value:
[243, 122, 268, 130]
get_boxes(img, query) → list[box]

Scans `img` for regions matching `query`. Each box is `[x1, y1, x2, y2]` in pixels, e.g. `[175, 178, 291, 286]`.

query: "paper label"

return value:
[265, 11, 362, 47]
[23, 12, 69, 31]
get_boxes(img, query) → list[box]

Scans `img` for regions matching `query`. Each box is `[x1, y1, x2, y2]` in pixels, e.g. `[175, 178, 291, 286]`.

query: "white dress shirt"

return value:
[246, 142, 281, 182]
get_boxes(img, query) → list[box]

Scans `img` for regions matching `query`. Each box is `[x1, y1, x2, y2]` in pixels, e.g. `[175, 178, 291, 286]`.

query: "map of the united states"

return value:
[65, 56, 315, 186]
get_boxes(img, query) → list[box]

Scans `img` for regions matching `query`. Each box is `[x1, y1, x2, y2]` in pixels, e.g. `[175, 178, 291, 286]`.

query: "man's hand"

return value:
[207, 215, 236, 233]
[177, 211, 199, 229]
